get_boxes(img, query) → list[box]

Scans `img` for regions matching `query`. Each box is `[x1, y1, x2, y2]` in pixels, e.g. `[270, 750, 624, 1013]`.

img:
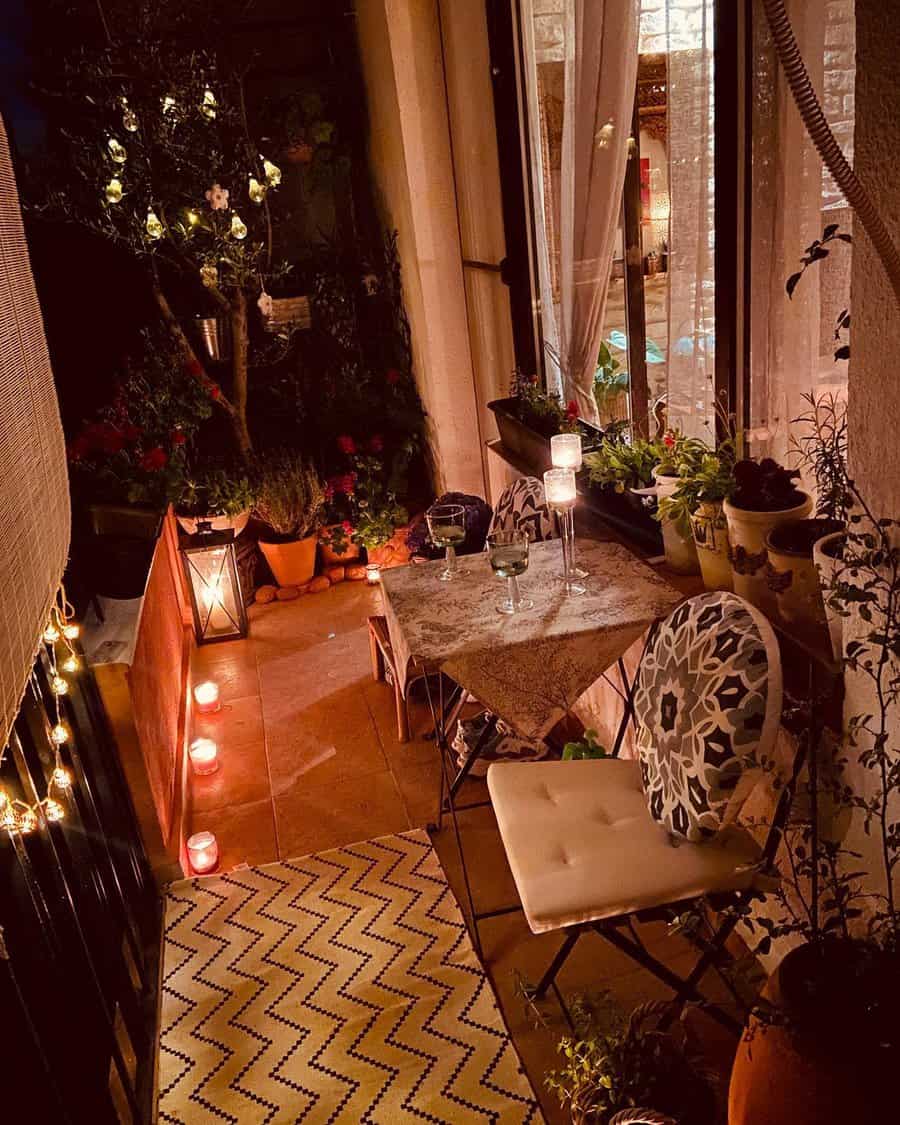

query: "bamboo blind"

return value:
[0, 115, 71, 750]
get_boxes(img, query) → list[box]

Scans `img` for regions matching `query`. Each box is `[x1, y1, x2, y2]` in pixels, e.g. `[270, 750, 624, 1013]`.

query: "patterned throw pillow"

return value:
[633, 591, 782, 843]
[489, 476, 556, 543]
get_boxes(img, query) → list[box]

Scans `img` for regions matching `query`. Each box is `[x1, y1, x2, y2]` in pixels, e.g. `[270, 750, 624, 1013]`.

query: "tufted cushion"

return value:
[488, 759, 761, 934]
[633, 592, 782, 843]
[489, 476, 556, 542]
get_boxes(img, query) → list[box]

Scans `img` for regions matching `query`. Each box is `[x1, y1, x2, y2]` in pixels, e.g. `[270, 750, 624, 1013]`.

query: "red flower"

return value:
[170, 429, 187, 446]
[663, 433, 676, 448]
[140, 447, 167, 472]
[90, 422, 125, 455]
[369, 434, 384, 453]
[337, 434, 356, 454]
[186, 358, 204, 378]
[209, 384, 221, 400]
[340, 473, 356, 495]
[386, 368, 401, 385]
[566, 400, 579, 420]
[341, 519, 353, 533]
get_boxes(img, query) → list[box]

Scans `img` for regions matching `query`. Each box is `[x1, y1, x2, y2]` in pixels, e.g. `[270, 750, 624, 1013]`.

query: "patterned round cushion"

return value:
[633, 591, 782, 843]
[489, 476, 556, 542]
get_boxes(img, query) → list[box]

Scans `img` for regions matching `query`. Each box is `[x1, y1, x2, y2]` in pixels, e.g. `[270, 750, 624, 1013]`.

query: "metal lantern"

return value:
[180, 524, 248, 645]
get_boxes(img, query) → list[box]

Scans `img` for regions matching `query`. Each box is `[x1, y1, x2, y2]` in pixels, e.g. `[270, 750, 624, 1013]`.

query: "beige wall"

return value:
[355, 0, 513, 497]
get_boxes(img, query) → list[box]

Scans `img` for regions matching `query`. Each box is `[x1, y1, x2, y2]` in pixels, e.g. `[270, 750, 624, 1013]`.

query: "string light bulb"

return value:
[63, 623, 80, 641]
[50, 676, 69, 697]
[200, 263, 218, 288]
[200, 89, 217, 120]
[62, 654, 80, 674]
[146, 209, 164, 240]
[43, 624, 61, 644]
[186, 209, 200, 227]
[2, 804, 18, 832]
[248, 176, 266, 204]
[162, 94, 178, 118]
[51, 723, 69, 746]
[107, 136, 127, 163]
[120, 97, 138, 132]
[44, 799, 65, 823]
[230, 213, 247, 240]
[261, 156, 282, 187]
[105, 177, 124, 204]
[18, 808, 38, 834]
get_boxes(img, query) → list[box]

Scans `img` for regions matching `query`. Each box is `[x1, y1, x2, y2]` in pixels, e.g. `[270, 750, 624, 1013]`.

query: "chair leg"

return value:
[394, 680, 410, 743]
[529, 927, 583, 1001]
[369, 624, 385, 682]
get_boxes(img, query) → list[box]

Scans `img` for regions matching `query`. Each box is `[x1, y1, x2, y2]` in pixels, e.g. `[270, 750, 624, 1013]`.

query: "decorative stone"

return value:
[346, 564, 367, 581]
[308, 576, 331, 594]
[255, 584, 277, 604]
[276, 585, 301, 601]
[325, 565, 346, 584]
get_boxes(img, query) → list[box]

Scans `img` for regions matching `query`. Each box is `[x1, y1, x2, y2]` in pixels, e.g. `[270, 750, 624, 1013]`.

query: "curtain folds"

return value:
[524, 0, 640, 421]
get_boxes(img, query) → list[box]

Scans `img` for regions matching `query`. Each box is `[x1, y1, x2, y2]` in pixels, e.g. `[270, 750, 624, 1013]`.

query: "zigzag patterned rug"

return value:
[158, 829, 543, 1123]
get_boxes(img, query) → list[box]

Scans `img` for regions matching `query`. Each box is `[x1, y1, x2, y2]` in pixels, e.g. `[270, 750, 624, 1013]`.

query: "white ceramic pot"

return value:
[690, 499, 733, 591]
[723, 493, 813, 612]
[766, 518, 844, 631]
[813, 530, 846, 662]
[653, 473, 700, 575]
[176, 509, 250, 538]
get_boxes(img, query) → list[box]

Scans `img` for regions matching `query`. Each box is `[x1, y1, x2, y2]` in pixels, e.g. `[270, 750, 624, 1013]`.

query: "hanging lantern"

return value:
[261, 156, 282, 188]
[180, 524, 248, 645]
[146, 208, 164, 240]
[230, 213, 247, 240]
[107, 136, 127, 163]
[248, 176, 266, 204]
[200, 89, 217, 120]
[105, 177, 124, 204]
[120, 97, 138, 132]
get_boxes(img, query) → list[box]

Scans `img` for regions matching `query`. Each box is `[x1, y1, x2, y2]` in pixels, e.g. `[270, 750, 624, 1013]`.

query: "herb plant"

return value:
[585, 437, 660, 493]
[253, 452, 325, 540]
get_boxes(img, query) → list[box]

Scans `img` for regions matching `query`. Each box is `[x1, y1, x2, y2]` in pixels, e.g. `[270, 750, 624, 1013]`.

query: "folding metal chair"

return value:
[487, 592, 798, 1033]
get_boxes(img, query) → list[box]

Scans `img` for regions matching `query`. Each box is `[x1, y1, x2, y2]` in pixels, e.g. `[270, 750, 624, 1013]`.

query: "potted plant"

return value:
[723, 458, 812, 609]
[658, 435, 738, 591]
[318, 520, 361, 566]
[644, 433, 700, 576]
[489, 369, 602, 471]
[583, 433, 664, 552]
[253, 452, 325, 586]
[593, 341, 630, 427]
[176, 465, 256, 537]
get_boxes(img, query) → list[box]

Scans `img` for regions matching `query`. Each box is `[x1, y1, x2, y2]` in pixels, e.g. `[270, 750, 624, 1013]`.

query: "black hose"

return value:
[762, 0, 900, 307]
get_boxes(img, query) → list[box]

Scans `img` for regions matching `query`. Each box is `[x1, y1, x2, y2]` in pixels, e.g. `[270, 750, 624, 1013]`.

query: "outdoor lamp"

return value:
[180, 523, 248, 645]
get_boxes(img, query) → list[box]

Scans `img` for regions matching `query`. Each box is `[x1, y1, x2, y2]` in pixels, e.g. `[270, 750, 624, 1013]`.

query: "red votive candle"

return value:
[187, 830, 219, 874]
[193, 680, 220, 714]
[189, 737, 219, 776]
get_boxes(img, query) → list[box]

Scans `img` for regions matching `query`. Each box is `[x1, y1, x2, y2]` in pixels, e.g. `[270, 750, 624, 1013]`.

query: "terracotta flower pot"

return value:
[724, 492, 812, 612]
[689, 499, 733, 591]
[765, 518, 844, 632]
[318, 524, 361, 566]
[365, 525, 412, 569]
[258, 533, 317, 587]
[813, 530, 846, 662]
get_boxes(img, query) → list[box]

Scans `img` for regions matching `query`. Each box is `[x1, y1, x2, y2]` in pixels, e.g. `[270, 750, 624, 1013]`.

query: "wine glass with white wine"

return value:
[426, 503, 466, 581]
[488, 529, 534, 614]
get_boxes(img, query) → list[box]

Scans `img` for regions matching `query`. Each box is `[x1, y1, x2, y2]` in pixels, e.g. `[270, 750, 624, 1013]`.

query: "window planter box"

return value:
[488, 397, 603, 471]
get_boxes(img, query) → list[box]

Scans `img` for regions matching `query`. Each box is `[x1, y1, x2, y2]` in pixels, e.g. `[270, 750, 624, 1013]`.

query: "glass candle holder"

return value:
[550, 432, 583, 471]
[189, 737, 219, 776]
[193, 680, 220, 714]
[365, 563, 381, 584]
[187, 830, 219, 874]
[543, 469, 585, 597]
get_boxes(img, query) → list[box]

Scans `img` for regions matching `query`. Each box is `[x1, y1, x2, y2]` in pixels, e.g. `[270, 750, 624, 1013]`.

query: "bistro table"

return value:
[380, 538, 683, 953]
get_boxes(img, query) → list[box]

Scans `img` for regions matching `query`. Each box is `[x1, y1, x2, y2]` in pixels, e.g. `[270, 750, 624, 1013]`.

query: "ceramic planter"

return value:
[813, 530, 846, 661]
[723, 492, 812, 611]
[765, 518, 844, 632]
[651, 473, 700, 575]
[258, 533, 317, 587]
[176, 509, 250, 538]
[689, 499, 733, 591]
[318, 524, 361, 566]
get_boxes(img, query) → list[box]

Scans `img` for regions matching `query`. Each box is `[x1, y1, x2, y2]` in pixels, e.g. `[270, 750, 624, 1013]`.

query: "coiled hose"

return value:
[762, 0, 900, 307]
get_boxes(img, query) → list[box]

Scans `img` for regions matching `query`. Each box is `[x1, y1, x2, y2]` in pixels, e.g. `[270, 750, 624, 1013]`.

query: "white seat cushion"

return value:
[487, 758, 762, 935]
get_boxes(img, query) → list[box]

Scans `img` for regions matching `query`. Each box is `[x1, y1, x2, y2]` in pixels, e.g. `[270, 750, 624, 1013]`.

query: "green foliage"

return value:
[786, 224, 853, 362]
[584, 436, 660, 493]
[511, 369, 578, 438]
[562, 729, 609, 761]
[657, 436, 738, 536]
[252, 451, 325, 539]
[179, 465, 255, 518]
[790, 391, 851, 522]
[593, 341, 629, 420]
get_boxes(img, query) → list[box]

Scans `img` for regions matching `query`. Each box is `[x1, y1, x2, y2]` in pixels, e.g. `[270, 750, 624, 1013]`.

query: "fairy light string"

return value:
[0, 588, 79, 835]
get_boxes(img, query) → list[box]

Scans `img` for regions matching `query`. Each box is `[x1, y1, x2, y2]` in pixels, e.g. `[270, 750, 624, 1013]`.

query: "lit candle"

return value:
[365, 564, 381, 584]
[187, 830, 219, 874]
[193, 681, 220, 714]
[543, 468, 577, 509]
[189, 738, 219, 776]
[550, 432, 583, 471]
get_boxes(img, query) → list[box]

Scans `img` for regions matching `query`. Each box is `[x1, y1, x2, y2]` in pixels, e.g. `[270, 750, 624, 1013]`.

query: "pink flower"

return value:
[337, 435, 356, 454]
[205, 183, 230, 211]
[369, 434, 384, 453]
[386, 368, 401, 385]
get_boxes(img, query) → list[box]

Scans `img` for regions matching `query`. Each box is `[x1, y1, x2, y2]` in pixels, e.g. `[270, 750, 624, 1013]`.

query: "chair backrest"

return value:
[633, 591, 782, 843]
[488, 476, 556, 542]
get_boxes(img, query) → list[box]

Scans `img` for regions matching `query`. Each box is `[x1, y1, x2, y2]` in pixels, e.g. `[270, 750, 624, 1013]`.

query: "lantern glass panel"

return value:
[181, 530, 248, 644]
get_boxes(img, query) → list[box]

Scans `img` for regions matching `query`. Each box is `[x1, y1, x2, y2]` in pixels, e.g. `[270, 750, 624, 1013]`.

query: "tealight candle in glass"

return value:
[550, 432, 583, 471]
[187, 830, 219, 874]
[543, 468, 585, 597]
[189, 737, 219, 776]
[193, 680, 220, 714]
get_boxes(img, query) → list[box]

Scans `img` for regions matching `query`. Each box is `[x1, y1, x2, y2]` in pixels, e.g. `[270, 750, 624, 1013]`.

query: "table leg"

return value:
[611, 621, 658, 757]
[446, 712, 498, 806]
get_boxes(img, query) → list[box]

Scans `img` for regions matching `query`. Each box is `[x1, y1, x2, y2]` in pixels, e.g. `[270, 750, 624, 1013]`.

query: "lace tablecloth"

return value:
[380, 539, 683, 740]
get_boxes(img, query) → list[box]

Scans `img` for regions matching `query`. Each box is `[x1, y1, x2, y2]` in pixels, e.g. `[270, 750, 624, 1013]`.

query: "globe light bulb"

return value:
[186, 210, 199, 227]
[200, 89, 217, 120]
[0, 788, 8, 810]
[51, 723, 69, 746]
[248, 176, 266, 204]
[62, 654, 80, 674]
[51, 767, 72, 791]
[44, 799, 65, 823]
[43, 624, 61, 643]
[51, 676, 69, 696]
[230, 213, 247, 240]
[18, 808, 38, 834]
[200, 263, 218, 288]
[146, 209, 164, 240]
[261, 156, 282, 187]
[63, 623, 80, 641]
[2, 804, 19, 832]
[107, 137, 127, 163]
[120, 98, 138, 132]
[105, 177, 124, 204]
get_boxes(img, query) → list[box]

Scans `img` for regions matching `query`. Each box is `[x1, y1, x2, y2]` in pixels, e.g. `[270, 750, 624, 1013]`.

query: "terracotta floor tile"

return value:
[193, 694, 265, 748]
[274, 769, 410, 859]
[266, 712, 388, 797]
[190, 736, 271, 813]
[191, 651, 260, 703]
[190, 797, 277, 871]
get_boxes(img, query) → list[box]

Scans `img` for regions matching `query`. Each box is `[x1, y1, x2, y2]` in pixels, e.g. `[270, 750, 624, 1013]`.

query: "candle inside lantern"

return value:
[550, 432, 583, 471]
[193, 680, 220, 714]
[187, 830, 219, 874]
[543, 467, 577, 509]
[189, 737, 219, 776]
[365, 564, 381, 585]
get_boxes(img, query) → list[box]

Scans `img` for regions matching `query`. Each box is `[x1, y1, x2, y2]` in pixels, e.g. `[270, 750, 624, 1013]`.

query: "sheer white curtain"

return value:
[522, 0, 640, 420]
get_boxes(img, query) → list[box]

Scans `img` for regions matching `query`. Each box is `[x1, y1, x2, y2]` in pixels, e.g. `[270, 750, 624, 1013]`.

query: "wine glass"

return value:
[426, 503, 466, 581]
[488, 529, 534, 614]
